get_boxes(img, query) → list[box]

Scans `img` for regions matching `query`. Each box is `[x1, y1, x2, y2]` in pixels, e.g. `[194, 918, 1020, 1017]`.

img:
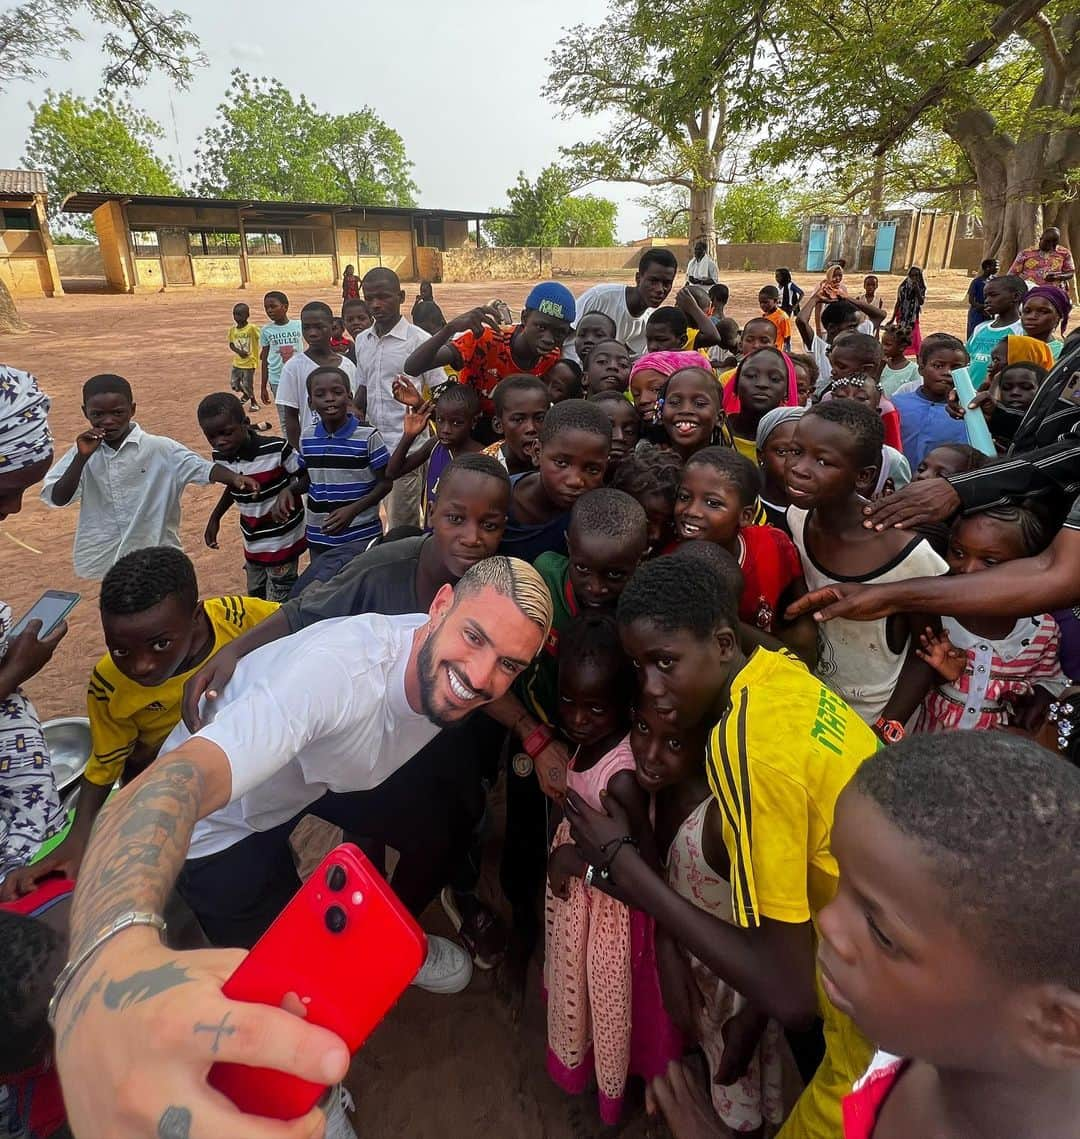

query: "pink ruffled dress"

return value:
[544, 736, 682, 1124]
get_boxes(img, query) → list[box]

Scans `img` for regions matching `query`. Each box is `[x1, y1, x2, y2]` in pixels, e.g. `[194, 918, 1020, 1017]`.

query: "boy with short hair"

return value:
[341, 296, 373, 340]
[6, 547, 278, 891]
[785, 399, 947, 726]
[572, 310, 618, 368]
[795, 292, 871, 391]
[570, 250, 678, 357]
[228, 302, 260, 411]
[499, 398, 611, 563]
[198, 392, 307, 601]
[258, 290, 304, 420]
[646, 307, 690, 352]
[41, 374, 255, 580]
[483, 374, 551, 474]
[585, 340, 632, 395]
[758, 285, 793, 349]
[965, 256, 999, 338]
[966, 273, 1026, 386]
[277, 366, 390, 560]
[891, 333, 970, 467]
[275, 300, 358, 451]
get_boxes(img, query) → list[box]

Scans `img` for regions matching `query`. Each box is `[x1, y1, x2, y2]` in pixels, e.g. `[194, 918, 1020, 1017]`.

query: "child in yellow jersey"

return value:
[563, 555, 878, 1139]
[4, 547, 277, 895]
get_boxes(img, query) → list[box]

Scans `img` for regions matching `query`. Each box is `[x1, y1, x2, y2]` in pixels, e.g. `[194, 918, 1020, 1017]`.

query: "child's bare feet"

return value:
[646, 1060, 724, 1139]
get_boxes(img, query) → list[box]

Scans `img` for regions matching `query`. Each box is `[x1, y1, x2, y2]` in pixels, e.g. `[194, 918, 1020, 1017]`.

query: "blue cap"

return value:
[524, 281, 575, 324]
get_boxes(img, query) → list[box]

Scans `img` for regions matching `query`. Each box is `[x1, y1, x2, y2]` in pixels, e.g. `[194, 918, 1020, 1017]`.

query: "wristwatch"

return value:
[874, 717, 906, 744]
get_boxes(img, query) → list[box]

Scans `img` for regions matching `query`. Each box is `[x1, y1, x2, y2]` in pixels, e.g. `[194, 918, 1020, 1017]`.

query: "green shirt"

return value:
[517, 552, 578, 724]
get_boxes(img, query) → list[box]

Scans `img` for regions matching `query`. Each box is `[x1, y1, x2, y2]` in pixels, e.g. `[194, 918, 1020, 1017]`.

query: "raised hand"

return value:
[75, 429, 105, 457]
[915, 626, 966, 681]
[391, 375, 424, 409]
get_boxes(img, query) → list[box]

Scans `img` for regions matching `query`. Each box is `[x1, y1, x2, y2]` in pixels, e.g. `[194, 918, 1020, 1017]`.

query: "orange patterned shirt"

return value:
[451, 325, 561, 416]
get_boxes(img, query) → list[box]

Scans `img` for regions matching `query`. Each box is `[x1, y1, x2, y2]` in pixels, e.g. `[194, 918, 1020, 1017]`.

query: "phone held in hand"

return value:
[8, 590, 81, 641]
[208, 843, 427, 1120]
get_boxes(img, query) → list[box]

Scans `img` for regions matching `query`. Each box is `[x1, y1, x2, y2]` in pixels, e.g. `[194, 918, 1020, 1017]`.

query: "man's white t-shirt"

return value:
[569, 283, 654, 358]
[174, 612, 441, 857]
[275, 353, 357, 438]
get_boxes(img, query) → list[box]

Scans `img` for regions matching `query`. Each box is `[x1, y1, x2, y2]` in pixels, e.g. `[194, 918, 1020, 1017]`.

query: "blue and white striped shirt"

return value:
[300, 415, 388, 547]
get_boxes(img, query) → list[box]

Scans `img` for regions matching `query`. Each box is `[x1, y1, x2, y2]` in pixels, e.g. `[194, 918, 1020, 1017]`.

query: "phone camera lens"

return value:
[325, 905, 347, 933]
[326, 865, 346, 891]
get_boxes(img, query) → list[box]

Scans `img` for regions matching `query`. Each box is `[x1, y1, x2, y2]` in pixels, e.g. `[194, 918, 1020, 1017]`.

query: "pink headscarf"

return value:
[722, 347, 800, 414]
[629, 350, 709, 382]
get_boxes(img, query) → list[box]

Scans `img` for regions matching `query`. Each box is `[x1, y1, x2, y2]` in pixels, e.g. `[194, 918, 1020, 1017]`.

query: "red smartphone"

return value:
[208, 843, 426, 1119]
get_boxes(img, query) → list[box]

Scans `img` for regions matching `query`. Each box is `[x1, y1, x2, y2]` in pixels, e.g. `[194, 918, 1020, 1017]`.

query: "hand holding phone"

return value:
[209, 844, 426, 1120]
[8, 590, 81, 642]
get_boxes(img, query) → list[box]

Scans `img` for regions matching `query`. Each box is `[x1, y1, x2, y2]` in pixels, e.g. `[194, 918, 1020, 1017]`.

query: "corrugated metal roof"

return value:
[61, 190, 505, 221]
[0, 169, 47, 197]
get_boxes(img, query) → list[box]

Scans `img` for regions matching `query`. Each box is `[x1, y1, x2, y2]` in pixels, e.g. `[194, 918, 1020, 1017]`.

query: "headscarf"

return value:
[0, 365, 52, 474]
[1004, 335, 1054, 370]
[755, 405, 806, 451]
[723, 348, 800, 415]
[1024, 285, 1072, 333]
[629, 350, 707, 382]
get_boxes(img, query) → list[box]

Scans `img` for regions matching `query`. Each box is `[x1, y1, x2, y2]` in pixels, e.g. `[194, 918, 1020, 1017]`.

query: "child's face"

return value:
[537, 428, 608, 512]
[233, 304, 249, 326]
[420, 281, 433, 301]
[575, 314, 616, 364]
[984, 279, 1018, 316]
[640, 490, 674, 551]
[620, 616, 735, 731]
[998, 366, 1041, 412]
[302, 311, 332, 350]
[545, 362, 580, 403]
[786, 414, 873, 509]
[587, 341, 632, 393]
[200, 412, 249, 459]
[759, 420, 800, 490]
[863, 276, 878, 295]
[428, 469, 508, 579]
[495, 389, 548, 465]
[818, 786, 1008, 1065]
[361, 277, 405, 327]
[829, 344, 879, 389]
[920, 349, 965, 401]
[600, 399, 641, 469]
[343, 305, 373, 337]
[1020, 296, 1059, 341]
[307, 374, 350, 425]
[988, 339, 1009, 383]
[331, 318, 346, 339]
[631, 698, 706, 792]
[740, 322, 775, 355]
[521, 309, 571, 357]
[662, 370, 719, 453]
[558, 659, 624, 747]
[566, 519, 646, 610]
[881, 329, 906, 357]
[104, 594, 201, 688]
[737, 352, 789, 416]
[915, 446, 967, 482]
[630, 368, 667, 423]
[946, 514, 1028, 575]
[263, 296, 288, 323]
[434, 401, 477, 450]
[830, 377, 882, 412]
[674, 463, 754, 548]
[792, 363, 814, 406]
[646, 322, 685, 353]
[758, 291, 778, 314]
[83, 392, 134, 446]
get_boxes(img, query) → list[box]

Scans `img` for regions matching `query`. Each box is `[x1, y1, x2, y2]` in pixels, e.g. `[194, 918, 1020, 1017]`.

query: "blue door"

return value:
[806, 224, 827, 271]
[872, 222, 897, 273]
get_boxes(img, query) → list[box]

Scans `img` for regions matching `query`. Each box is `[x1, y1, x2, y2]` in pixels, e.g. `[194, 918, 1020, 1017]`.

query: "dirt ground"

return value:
[0, 270, 974, 1137]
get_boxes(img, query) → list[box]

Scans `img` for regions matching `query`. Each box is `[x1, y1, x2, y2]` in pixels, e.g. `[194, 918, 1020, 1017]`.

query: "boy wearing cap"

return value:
[402, 281, 574, 442]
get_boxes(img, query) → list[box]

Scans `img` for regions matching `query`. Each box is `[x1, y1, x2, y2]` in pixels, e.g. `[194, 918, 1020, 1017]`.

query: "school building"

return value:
[60, 191, 501, 293]
[0, 169, 64, 298]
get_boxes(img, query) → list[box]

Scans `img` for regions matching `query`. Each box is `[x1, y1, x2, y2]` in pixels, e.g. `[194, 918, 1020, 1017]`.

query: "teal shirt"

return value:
[966, 318, 1022, 387]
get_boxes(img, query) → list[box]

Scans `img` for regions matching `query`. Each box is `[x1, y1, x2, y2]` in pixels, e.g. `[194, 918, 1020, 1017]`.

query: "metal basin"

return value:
[42, 716, 92, 792]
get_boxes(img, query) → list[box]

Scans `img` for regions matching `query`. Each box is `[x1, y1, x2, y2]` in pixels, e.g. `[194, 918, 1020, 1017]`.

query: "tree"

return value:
[0, 0, 204, 92]
[193, 72, 417, 207]
[545, 0, 773, 249]
[714, 182, 801, 244]
[484, 166, 618, 247]
[23, 91, 180, 233]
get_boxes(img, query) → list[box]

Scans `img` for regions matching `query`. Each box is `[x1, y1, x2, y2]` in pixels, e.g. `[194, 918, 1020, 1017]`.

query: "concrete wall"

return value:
[438, 247, 544, 282]
[444, 219, 471, 249]
[950, 237, 984, 271]
[247, 255, 336, 287]
[92, 201, 135, 292]
[0, 254, 52, 297]
[54, 244, 105, 277]
[713, 242, 801, 271]
[134, 256, 163, 289]
[191, 256, 243, 288]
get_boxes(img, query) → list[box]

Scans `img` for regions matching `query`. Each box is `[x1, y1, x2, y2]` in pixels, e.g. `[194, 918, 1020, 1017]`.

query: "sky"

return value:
[0, 0, 652, 240]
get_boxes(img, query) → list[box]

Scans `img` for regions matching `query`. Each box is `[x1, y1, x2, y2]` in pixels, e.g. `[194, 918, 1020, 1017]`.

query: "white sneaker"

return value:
[410, 933, 473, 994]
[322, 1085, 358, 1139]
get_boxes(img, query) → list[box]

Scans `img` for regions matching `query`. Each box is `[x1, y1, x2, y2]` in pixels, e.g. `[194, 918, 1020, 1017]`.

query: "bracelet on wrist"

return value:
[521, 723, 554, 759]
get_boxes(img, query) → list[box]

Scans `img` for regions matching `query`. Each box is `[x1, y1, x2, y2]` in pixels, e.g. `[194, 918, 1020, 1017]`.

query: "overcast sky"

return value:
[0, 0, 652, 239]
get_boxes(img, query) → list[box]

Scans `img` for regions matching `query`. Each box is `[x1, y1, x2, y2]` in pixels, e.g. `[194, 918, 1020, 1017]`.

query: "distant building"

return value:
[61, 191, 501, 292]
[802, 210, 960, 274]
[0, 169, 63, 298]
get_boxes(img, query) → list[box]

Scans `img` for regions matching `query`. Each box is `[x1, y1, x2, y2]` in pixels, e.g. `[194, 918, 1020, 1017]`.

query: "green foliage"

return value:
[193, 72, 418, 207]
[24, 91, 179, 232]
[485, 166, 618, 247]
[714, 182, 801, 243]
[638, 188, 691, 238]
[0, 0, 204, 92]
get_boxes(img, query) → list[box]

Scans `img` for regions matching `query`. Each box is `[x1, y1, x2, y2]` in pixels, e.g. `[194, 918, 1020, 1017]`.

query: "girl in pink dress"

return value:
[544, 614, 681, 1125]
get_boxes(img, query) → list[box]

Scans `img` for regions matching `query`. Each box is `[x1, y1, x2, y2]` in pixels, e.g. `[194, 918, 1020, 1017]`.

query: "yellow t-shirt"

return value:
[228, 323, 261, 369]
[706, 647, 877, 1139]
[85, 595, 279, 786]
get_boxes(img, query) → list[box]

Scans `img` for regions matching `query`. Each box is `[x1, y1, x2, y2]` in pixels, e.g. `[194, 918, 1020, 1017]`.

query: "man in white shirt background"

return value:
[354, 267, 447, 528]
[686, 238, 720, 286]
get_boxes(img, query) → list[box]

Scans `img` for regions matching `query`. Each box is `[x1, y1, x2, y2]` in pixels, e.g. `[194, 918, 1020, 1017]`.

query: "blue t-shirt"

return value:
[499, 472, 570, 564]
[300, 414, 389, 547]
[892, 388, 969, 469]
[966, 318, 1022, 387]
[259, 319, 304, 387]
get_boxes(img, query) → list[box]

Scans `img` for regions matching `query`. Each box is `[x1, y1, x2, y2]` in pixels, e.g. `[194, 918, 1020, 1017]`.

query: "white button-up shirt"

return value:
[353, 318, 446, 451]
[41, 424, 214, 579]
[687, 254, 720, 284]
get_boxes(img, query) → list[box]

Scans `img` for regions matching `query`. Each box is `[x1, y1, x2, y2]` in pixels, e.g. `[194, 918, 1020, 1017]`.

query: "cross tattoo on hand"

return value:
[193, 1012, 236, 1054]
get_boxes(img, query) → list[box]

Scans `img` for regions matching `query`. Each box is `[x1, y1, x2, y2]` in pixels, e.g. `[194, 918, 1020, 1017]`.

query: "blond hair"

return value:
[455, 556, 553, 639]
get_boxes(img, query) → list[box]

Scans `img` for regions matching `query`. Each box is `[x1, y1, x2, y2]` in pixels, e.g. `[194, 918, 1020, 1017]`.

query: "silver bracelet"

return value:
[48, 911, 167, 1028]
[584, 864, 595, 888]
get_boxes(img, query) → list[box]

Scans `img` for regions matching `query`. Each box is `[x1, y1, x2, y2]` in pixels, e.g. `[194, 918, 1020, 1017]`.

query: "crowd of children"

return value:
[1, 248, 1078, 1139]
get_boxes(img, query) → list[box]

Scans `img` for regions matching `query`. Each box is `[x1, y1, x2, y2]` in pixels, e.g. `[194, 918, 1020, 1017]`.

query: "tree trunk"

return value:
[0, 279, 28, 334]
[691, 183, 717, 251]
[868, 156, 886, 217]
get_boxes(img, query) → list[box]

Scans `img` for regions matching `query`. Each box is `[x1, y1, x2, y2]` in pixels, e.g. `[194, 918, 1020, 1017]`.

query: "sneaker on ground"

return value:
[410, 933, 473, 994]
